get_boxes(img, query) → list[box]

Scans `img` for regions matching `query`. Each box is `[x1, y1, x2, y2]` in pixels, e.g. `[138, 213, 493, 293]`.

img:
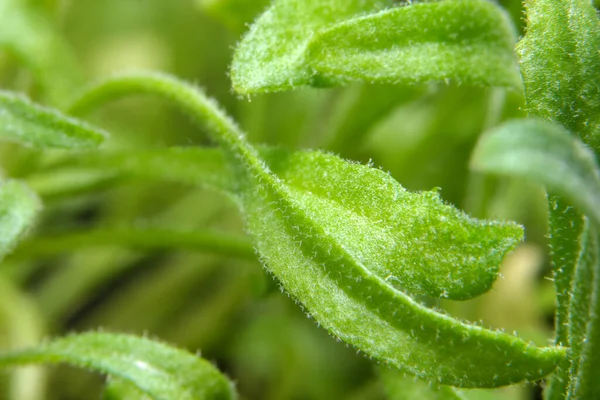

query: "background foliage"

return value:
[0, 0, 568, 399]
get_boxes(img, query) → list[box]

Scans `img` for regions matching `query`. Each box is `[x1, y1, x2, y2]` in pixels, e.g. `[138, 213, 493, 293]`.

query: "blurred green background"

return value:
[0, 0, 555, 399]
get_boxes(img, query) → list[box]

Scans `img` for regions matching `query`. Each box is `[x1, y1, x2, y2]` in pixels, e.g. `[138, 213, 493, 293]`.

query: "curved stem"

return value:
[68, 72, 273, 191]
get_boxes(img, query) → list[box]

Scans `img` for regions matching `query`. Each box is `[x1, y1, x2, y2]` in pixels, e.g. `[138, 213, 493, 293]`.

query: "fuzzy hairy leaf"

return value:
[0, 180, 40, 260]
[69, 77, 519, 300]
[0, 90, 107, 149]
[517, 0, 600, 145]
[232, 0, 520, 94]
[471, 119, 600, 225]
[45, 143, 518, 300]
[261, 147, 522, 301]
[0, 332, 236, 400]
[230, 0, 392, 94]
[306, 0, 520, 89]
[0, 0, 82, 105]
[68, 71, 565, 387]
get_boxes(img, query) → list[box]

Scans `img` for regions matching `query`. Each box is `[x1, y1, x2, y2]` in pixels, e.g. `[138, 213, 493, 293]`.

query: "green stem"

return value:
[568, 221, 600, 399]
[68, 72, 273, 191]
[545, 196, 586, 400]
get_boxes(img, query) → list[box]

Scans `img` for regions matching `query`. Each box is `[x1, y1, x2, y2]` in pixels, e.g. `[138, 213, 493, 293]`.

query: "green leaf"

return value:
[230, 0, 392, 94]
[0, 332, 237, 400]
[470, 119, 600, 225]
[260, 147, 522, 301]
[0, 180, 40, 260]
[35, 144, 513, 299]
[0, 90, 107, 149]
[69, 80, 519, 300]
[232, 0, 520, 94]
[0, 0, 82, 105]
[517, 0, 600, 145]
[68, 71, 565, 387]
[306, 0, 521, 89]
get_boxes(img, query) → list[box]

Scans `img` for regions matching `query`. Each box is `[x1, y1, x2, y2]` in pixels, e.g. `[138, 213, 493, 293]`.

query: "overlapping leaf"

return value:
[0, 90, 107, 149]
[471, 119, 600, 225]
[232, 0, 520, 94]
[0, 332, 237, 400]
[65, 72, 565, 387]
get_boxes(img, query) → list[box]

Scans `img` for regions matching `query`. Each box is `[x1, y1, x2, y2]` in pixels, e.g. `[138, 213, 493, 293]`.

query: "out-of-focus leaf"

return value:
[307, 0, 520, 89]
[325, 83, 425, 154]
[471, 119, 600, 225]
[230, 0, 392, 94]
[0, 0, 82, 105]
[0, 276, 45, 400]
[0, 91, 107, 149]
[0, 332, 237, 400]
[0, 180, 40, 260]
